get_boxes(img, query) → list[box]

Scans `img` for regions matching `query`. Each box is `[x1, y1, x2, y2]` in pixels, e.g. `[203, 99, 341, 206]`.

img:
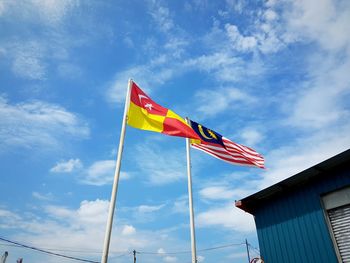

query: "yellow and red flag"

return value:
[127, 82, 200, 139]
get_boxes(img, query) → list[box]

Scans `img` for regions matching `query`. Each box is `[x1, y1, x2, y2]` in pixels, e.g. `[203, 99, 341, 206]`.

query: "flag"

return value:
[189, 119, 264, 168]
[127, 82, 200, 139]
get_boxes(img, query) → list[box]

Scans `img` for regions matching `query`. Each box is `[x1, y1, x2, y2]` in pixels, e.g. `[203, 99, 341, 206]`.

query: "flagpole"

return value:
[185, 117, 197, 263]
[101, 79, 133, 263]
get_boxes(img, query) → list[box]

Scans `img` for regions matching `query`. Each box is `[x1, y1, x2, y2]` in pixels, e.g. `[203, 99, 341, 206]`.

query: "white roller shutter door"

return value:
[328, 204, 350, 263]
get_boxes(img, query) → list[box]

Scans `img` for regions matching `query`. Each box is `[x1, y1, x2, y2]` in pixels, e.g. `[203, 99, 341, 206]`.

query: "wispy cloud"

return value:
[199, 186, 235, 201]
[0, 1, 107, 85]
[157, 248, 178, 263]
[0, 201, 191, 262]
[81, 160, 131, 186]
[194, 87, 256, 118]
[148, 2, 174, 33]
[48, 158, 131, 186]
[50, 158, 83, 173]
[225, 24, 257, 52]
[240, 128, 264, 146]
[221, 4, 286, 55]
[0, 96, 89, 150]
[286, 52, 350, 129]
[10, 41, 47, 80]
[171, 196, 188, 214]
[0, 208, 21, 221]
[106, 1, 191, 105]
[260, 124, 350, 189]
[134, 143, 187, 185]
[121, 225, 136, 236]
[283, 0, 350, 52]
[0, 0, 79, 27]
[106, 63, 181, 105]
[197, 203, 255, 232]
[138, 204, 165, 213]
[32, 191, 54, 201]
[119, 202, 168, 224]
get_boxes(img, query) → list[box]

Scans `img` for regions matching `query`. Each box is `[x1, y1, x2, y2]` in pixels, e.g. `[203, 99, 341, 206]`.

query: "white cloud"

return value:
[49, 158, 132, 186]
[32, 192, 54, 201]
[106, 58, 184, 105]
[240, 128, 264, 146]
[0, 208, 21, 221]
[121, 225, 136, 236]
[229, 126, 350, 202]
[227, 251, 250, 259]
[134, 144, 186, 185]
[0, 201, 191, 262]
[264, 9, 278, 21]
[197, 204, 255, 232]
[197, 255, 205, 262]
[45, 205, 75, 219]
[106, 67, 140, 104]
[185, 52, 240, 75]
[1, 1, 83, 81]
[57, 63, 83, 79]
[50, 158, 82, 173]
[0, 96, 89, 150]
[287, 54, 350, 129]
[11, 41, 47, 80]
[149, 4, 174, 33]
[106, 2, 190, 105]
[172, 196, 188, 214]
[1, 0, 79, 26]
[225, 24, 258, 52]
[156, 248, 178, 262]
[157, 248, 166, 254]
[284, 0, 350, 52]
[225, 0, 246, 14]
[138, 204, 165, 213]
[221, 4, 286, 54]
[260, 124, 350, 189]
[0, 1, 5, 15]
[8, 199, 110, 253]
[31, 0, 79, 26]
[194, 87, 255, 117]
[184, 45, 265, 84]
[82, 160, 130, 186]
[164, 255, 178, 262]
[199, 186, 235, 200]
[76, 199, 110, 225]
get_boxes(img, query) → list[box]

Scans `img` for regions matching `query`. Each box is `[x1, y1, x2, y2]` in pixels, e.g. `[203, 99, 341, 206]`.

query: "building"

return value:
[236, 149, 350, 263]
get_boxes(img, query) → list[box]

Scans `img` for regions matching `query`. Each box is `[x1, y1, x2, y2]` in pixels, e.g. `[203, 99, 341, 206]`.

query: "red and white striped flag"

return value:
[189, 119, 264, 168]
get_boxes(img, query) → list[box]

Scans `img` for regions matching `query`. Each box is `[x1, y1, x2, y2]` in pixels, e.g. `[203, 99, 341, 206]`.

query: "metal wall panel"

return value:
[254, 167, 350, 263]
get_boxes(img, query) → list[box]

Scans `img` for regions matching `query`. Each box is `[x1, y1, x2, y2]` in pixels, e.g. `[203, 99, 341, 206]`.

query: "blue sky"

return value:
[1, 0, 350, 262]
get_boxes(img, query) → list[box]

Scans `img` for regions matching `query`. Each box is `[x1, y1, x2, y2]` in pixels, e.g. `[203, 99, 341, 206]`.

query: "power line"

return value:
[1, 236, 258, 261]
[137, 242, 245, 255]
[0, 241, 130, 256]
[0, 236, 99, 263]
[198, 242, 246, 252]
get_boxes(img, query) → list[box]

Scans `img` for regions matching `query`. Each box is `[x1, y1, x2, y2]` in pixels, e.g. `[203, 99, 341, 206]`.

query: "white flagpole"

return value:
[185, 118, 197, 263]
[101, 79, 133, 263]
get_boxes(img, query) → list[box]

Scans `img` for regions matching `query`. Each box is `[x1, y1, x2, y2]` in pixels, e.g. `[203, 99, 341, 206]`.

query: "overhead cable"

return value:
[0, 236, 99, 263]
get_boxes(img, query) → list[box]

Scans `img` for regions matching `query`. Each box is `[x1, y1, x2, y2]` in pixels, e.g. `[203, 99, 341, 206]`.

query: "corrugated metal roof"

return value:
[236, 149, 350, 214]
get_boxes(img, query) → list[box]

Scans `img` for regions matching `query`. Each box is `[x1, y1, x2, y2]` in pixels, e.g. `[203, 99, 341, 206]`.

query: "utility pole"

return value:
[245, 239, 251, 263]
[133, 250, 136, 263]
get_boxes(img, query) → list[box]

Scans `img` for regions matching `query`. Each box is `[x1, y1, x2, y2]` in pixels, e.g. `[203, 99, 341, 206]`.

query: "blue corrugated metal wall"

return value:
[254, 167, 350, 263]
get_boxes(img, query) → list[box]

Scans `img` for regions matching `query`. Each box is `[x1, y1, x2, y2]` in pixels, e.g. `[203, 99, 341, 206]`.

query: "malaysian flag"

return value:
[189, 119, 264, 168]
